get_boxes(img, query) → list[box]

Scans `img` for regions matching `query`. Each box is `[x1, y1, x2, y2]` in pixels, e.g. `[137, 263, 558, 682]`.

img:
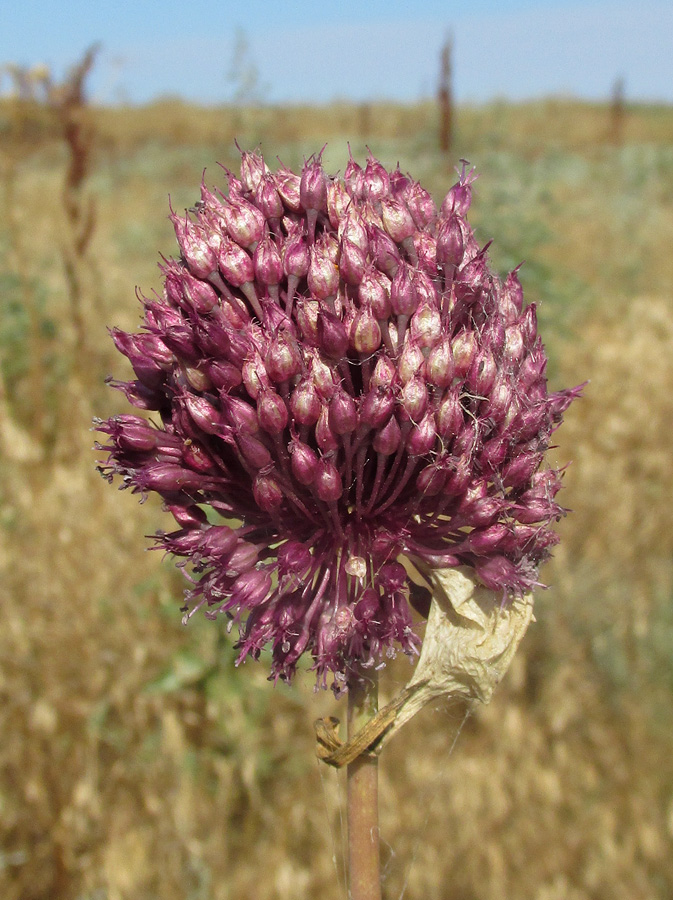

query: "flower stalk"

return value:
[347, 666, 381, 900]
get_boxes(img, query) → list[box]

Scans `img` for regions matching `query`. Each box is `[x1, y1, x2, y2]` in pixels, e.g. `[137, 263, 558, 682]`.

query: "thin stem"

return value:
[347, 666, 381, 900]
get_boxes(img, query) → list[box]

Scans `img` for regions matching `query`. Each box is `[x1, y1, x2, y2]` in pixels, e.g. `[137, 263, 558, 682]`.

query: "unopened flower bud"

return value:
[372, 415, 401, 455]
[425, 337, 454, 388]
[452, 329, 477, 377]
[274, 166, 302, 211]
[218, 238, 254, 287]
[265, 332, 302, 383]
[253, 472, 283, 511]
[436, 213, 464, 270]
[230, 568, 272, 608]
[300, 155, 328, 213]
[237, 432, 272, 469]
[406, 412, 437, 456]
[351, 304, 382, 354]
[315, 458, 342, 501]
[253, 233, 283, 287]
[308, 243, 340, 299]
[390, 263, 418, 317]
[315, 404, 339, 453]
[358, 267, 392, 320]
[257, 388, 289, 434]
[255, 176, 284, 220]
[398, 375, 428, 421]
[339, 238, 367, 285]
[224, 196, 265, 248]
[169, 208, 218, 279]
[360, 384, 395, 428]
[290, 377, 322, 425]
[380, 198, 416, 243]
[362, 154, 390, 203]
[367, 225, 401, 278]
[329, 389, 358, 435]
[436, 387, 464, 440]
[327, 179, 351, 229]
[317, 309, 349, 359]
[239, 149, 268, 193]
[288, 438, 318, 485]
[282, 226, 310, 278]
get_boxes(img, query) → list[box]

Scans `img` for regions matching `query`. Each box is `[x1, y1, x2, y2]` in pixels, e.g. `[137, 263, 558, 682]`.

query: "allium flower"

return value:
[96, 150, 580, 694]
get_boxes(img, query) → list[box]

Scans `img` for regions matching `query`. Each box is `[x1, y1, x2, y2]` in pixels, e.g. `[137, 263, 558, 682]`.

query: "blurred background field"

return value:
[1, 88, 673, 900]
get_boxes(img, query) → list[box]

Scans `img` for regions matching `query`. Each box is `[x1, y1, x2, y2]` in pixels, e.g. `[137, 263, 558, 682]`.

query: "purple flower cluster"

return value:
[96, 149, 579, 692]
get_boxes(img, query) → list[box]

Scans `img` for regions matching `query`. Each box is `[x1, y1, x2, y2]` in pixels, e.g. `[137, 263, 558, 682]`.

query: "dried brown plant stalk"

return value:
[50, 44, 100, 356]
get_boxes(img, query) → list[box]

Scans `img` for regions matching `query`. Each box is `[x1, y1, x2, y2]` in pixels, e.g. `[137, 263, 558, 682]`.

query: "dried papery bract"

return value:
[96, 148, 580, 900]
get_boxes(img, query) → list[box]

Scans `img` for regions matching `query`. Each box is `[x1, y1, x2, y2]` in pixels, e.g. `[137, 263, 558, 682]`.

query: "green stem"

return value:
[347, 666, 381, 900]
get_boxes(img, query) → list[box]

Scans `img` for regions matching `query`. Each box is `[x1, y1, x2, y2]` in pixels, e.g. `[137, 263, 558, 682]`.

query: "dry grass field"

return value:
[1, 97, 673, 899]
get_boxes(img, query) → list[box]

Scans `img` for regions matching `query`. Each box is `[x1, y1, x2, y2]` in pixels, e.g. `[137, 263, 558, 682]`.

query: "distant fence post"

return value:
[609, 76, 625, 145]
[438, 34, 453, 154]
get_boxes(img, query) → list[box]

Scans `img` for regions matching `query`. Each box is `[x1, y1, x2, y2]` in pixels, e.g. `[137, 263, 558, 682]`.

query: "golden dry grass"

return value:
[1, 99, 673, 899]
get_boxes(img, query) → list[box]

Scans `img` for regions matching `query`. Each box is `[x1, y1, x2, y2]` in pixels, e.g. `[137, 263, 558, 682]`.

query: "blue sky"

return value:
[1, 0, 672, 105]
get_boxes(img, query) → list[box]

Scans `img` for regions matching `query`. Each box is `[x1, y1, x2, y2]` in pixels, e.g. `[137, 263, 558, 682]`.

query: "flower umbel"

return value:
[96, 150, 580, 693]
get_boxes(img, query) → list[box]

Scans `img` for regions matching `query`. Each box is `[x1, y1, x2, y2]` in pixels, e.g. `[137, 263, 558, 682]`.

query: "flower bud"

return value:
[282, 225, 310, 278]
[224, 196, 265, 248]
[358, 267, 392, 320]
[452, 329, 477, 377]
[372, 415, 401, 455]
[435, 387, 464, 440]
[236, 432, 272, 469]
[467, 349, 497, 395]
[405, 182, 437, 229]
[339, 238, 367, 286]
[367, 225, 401, 278]
[230, 568, 272, 608]
[257, 388, 289, 434]
[308, 243, 340, 299]
[410, 302, 442, 349]
[265, 332, 303, 382]
[398, 375, 428, 421]
[273, 166, 302, 211]
[344, 154, 365, 199]
[327, 179, 351, 229]
[315, 404, 339, 453]
[436, 213, 464, 269]
[416, 460, 448, 496]
[329, 389, 358, 435]
[290, 377, 321, 425]
[288, 438, 318, 485]
[406, 412, 437, 456]
[351, 304, 382, 354]
[398, 338, 425, 384]
[255, 176, 284, 220]
[315, 458, 343, 501]
[169, 208, 217, 278]
[440, 162, 476, 217]
[253, 233, 283, 287]
[390, 262, 418, 317]
[362, 155, 390, 203]
[218, 238, 254, 287]
[300, 155, 328, 213]
[241, 353, 269, 399]
[380, 198, 415, 243]
[183, 394, 226, 435]
[220, 395, 259, 434]
[360, 384, 395, 428]
[425, 337, 454, 388]
[316, 309, 349, 360]
[253, 472, 284, 511]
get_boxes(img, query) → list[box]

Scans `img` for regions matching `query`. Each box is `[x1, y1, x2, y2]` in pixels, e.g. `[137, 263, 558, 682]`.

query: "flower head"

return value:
[96, 151, 580, 694]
